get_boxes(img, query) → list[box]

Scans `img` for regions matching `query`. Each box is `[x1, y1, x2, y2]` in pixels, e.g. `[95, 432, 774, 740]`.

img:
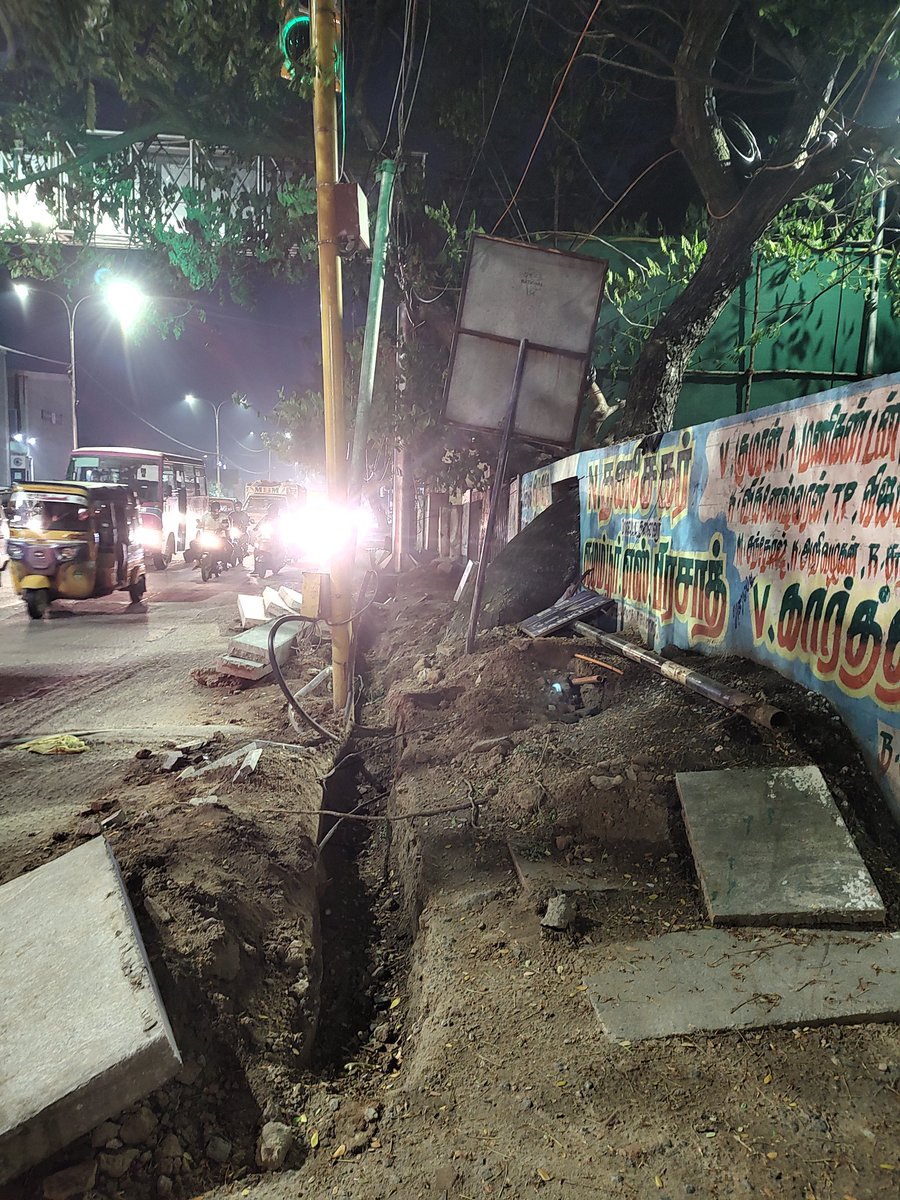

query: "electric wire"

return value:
[266, 570, 381, 745]
[492, 0, 604, 234]
[452, 0, 531, 229]
[0, 343, 70, 366]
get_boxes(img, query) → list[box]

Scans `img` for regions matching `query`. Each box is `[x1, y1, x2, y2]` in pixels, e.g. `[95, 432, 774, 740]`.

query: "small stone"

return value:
[157, 1177, 174, 1198]
[160, 751, 186, 772]
[363, 1106, 379, 1124]
[327, 1096, 341, 1112]
[347, 1131, 370, 1154]
[91, 1121, 119, 1149]
[75, 820, 102, 839]
[120, 1106, 158, 1146]
[519, 1097, 534, 1110]
[205, 1135, 232, 1164]
[157, 1134, 182, 1160]
[99, 1150, 139, 1180]
[555, 835, 574, 851]
[590, 774, 624, 790]
[42, 1161, 97, 1200]
[472, 736, 512, 756]
[541, 893, 577, 931]
[144, 895, 173, 926]
[257, 1121, 293, 1171]
[372, 1021, 391, 1044]
[135, 748, 152, 760]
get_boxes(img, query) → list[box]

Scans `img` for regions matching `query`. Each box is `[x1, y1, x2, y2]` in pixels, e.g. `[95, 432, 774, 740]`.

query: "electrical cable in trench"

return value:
[265, 569, 384, 744]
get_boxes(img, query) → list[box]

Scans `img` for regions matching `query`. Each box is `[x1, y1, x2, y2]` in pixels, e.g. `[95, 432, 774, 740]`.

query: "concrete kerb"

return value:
[0, 839, 181, 1182]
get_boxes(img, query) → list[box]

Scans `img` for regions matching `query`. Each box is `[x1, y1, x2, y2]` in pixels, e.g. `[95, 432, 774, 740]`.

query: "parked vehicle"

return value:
[5, 481, 147, 618]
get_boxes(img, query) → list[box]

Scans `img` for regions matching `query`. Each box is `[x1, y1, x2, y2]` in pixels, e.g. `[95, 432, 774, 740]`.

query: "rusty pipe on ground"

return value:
[570, 622, 787, 730]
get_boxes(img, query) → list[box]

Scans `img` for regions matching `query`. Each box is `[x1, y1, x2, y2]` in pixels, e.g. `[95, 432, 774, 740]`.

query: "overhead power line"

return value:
[492, 0, 604, 234]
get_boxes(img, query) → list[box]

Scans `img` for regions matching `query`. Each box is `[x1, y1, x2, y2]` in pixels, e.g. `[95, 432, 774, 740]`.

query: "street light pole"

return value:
[16, 282, 145, 450]
[214, 403, 222, 493]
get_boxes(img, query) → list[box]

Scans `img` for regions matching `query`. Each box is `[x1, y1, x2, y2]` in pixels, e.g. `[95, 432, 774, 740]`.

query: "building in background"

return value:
[5, 367, 72, 483]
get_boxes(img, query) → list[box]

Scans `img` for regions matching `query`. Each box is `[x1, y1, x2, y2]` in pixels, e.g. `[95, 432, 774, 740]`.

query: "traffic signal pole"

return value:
[312, 0, 352, 712]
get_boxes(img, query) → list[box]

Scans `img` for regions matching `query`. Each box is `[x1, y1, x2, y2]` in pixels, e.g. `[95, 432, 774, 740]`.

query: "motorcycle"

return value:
[196, 522, 236, 582]
[250, 518, 285, 579]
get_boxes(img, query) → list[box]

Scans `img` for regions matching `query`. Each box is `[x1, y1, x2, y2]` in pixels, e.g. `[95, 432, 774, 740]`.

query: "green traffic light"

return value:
[280, 14, 310, 78]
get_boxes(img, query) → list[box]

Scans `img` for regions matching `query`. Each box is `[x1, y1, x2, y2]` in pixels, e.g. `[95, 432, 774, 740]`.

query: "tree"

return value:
[533, 0, 900, 433]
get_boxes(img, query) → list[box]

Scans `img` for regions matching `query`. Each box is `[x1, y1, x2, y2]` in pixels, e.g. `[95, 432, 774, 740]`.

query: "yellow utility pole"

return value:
[312, 0, 352, 711]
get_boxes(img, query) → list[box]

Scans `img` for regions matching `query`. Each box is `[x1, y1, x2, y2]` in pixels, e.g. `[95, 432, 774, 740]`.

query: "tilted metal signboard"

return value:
[443, 236, 607, 448]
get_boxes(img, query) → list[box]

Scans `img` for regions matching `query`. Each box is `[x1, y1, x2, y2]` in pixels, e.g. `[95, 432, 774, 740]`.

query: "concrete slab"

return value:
[227, 620, 297, 667]
[675, 766, 884, 925]
[0, 839, 181, 1182]
[507, 841, 623, 897]
[584, 928, 900, 1041]
[219, 654, 271, 681]
[263, 586, 292, 618]
[277, 586, 304, 613]
[237, 594, 268, 628]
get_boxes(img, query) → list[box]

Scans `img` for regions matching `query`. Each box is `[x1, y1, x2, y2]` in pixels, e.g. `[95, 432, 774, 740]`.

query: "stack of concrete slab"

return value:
[220, 619, 298, 680]
[675, 765, 885, 925]
[0, 840, 181, 1182]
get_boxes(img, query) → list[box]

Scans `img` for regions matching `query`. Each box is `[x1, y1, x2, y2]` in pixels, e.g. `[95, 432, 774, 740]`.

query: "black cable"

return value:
[267, 614, 341, 742]
[266, 568, 382, 742]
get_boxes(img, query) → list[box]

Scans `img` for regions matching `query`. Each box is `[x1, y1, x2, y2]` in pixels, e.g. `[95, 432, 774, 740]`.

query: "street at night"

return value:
[2, 3, 900, 1199]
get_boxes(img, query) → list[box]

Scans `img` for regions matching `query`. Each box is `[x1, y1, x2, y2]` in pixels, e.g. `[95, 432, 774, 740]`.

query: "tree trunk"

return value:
[623, 218, 755, 435]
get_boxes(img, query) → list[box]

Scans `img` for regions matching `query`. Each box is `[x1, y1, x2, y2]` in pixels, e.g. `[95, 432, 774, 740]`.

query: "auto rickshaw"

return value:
[5, 481, 148, 619]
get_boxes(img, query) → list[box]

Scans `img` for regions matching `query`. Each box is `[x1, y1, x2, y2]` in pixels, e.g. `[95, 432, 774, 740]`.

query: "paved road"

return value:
[0, 557, 294, 879]
[0, 559, 258, 741]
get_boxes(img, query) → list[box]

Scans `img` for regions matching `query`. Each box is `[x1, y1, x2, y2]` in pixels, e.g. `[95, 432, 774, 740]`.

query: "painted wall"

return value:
[520, 374, 900, 823]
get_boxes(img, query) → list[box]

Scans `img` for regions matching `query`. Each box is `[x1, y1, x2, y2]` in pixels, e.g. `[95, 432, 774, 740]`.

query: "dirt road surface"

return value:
[1, 564, 898, 1200]
[0, 560, 256, 872]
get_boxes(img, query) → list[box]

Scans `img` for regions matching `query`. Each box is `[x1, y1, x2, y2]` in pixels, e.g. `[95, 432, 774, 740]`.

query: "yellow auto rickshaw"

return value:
[6, 481, 148, 619]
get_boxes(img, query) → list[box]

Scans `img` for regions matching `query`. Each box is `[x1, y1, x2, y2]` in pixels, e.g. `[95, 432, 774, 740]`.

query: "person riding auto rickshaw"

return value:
[5, 481, 148, 619]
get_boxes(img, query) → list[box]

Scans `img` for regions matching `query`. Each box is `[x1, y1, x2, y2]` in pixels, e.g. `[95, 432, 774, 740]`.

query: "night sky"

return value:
[1, 269, 325, 482]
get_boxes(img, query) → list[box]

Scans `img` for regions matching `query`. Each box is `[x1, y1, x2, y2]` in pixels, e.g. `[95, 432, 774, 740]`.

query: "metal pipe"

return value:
[465, 338, 528, 654]
[571, 622, 786, 730]
[349, 157, 395, 498]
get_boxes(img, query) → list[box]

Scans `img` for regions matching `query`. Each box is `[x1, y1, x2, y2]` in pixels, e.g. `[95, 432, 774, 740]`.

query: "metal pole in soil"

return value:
[465, 338, 528, 654]
[312, 0, 352, 711]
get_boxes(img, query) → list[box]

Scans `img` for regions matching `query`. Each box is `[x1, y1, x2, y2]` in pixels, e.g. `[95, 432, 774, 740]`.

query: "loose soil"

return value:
[3, 566, 899, 1200]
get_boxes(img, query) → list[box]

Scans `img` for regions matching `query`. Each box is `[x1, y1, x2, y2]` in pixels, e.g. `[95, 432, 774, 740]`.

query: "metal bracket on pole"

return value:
[464, 338, 528, 654]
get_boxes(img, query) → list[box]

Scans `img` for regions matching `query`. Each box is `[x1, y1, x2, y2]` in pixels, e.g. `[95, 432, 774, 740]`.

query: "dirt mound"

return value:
[102, 800, 321, 1193]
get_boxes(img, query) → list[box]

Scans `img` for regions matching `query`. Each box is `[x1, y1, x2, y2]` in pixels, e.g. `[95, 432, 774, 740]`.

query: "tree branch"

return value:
[671, 0, 741, 213]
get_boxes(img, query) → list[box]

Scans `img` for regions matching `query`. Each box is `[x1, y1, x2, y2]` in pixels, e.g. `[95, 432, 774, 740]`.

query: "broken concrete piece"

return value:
[263, 586, 292, 618]
[472, 736, 512, 755]
[541, 893, 577, 930]
[218, 654, 271, 681]
[676, 766, 885, 925]
[180, 743, 258, 781]
[233, 746, 262, 784]
[42, 1160, 97, 1200]
[257, 1121, 293, 1171]
[0, 840, 180, 1183]
[227, 620, 297, 668]
[277, 585, 304, 613]
[507, 841, 622, 897]
[584, 928, 900, 1041]
[237, 593, 268, 629]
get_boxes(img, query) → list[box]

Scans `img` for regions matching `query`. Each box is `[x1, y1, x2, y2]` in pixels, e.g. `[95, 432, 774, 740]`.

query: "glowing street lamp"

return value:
[185, 393, 229, 493]
[14, 276, 147, 448]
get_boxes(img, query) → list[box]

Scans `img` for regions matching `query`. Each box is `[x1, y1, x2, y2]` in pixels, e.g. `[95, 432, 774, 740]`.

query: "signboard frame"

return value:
[442, 235, 608, 450]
